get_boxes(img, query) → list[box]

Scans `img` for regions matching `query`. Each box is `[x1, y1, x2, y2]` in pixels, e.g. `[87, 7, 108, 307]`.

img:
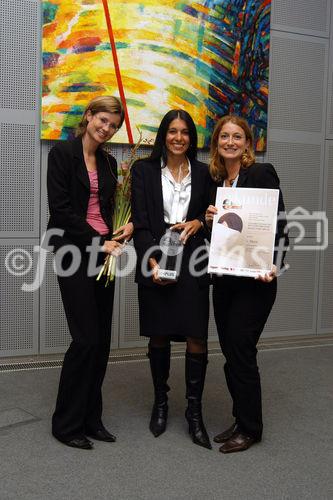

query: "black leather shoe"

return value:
[213, 422, 239, 443]
[219, 432, 259, 454]
[86, 428, 116, 442]
[54, 435, 94, 450]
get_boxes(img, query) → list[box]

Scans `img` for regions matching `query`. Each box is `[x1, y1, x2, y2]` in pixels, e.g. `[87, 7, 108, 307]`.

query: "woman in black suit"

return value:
[205, 115, 289, 453]
[47, 96, 133, 450]
[131, 110, 212, 449]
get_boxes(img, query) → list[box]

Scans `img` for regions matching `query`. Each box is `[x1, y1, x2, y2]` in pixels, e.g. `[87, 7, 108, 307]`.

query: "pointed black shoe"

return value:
[86, 428, 116, 442]
[53, 434, 93, 450]
[185, 351, 212, 450]
[148, 344, 171, 438]
[185, 405, 212, 450]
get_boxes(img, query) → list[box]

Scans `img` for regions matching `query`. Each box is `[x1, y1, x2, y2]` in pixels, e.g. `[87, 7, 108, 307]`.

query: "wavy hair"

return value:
[209, 115, 256, 182]
[75, 95, 125, 137]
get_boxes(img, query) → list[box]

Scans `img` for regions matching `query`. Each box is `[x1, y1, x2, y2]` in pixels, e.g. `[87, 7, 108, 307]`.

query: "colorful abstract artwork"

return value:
[42, 0, 271, 150]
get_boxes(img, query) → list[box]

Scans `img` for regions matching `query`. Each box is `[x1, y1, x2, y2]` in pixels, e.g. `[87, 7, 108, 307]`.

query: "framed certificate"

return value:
[208, 187, 279, 277]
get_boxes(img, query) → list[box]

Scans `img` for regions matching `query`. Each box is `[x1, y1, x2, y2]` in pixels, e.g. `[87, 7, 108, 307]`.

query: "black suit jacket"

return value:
[210, 162, 289, 266]
[131, 158, 213, 286]
[47, 136, 117, 251]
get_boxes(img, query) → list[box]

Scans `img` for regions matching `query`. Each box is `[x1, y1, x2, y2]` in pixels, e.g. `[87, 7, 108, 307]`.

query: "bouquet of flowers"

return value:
[97, 129, 151, 286]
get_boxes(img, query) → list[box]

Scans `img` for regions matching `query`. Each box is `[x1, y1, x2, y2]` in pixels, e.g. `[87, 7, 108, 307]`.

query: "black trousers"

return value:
[52, 252, 115, 440]
[213, 275, 277, 440]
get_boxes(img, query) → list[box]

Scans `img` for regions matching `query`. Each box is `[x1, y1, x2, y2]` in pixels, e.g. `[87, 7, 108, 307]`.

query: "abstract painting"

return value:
[42, 0, 271, 150]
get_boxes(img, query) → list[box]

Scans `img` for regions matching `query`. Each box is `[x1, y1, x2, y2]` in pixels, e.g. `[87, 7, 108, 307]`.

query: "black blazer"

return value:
[47, 136, 117, 251]
[131, 158, 213, 286]
[210, 162, 289, 266]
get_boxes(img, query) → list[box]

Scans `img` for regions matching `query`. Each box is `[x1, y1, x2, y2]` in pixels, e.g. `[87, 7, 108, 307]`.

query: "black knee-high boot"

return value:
[148, 344, 170, 437]
[185, 351, 212, 450]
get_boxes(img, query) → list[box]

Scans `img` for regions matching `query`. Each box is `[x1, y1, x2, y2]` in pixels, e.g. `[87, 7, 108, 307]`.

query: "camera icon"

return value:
[281, 207, 328, 250]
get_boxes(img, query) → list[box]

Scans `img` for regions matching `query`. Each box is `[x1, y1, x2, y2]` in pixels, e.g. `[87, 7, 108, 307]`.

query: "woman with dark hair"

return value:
[206, 115, 288, 453]
[47, 96, 133, 450]
[131, 110, 212, 449]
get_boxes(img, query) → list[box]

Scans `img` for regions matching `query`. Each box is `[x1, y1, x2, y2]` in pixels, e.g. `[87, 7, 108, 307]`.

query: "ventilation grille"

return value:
[272, 0, 329, 34]
[264, 239, 317, 335]
[269, 35, 326, 132]
[318, 243, 333, 332]
[0, 124, 36, 233]
[266, 141, 322, 237]
[0, 242, 37, 353]
[0, 0, 38, 110]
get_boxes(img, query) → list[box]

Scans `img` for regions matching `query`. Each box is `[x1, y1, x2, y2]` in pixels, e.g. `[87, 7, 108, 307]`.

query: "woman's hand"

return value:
[101, 240, 122, 256]
[171, 219, 202, 244]
[205, 205, 218, 228]
[112, 222, 134, 242]
[255, 265, 277, 283]
[149, 257, 173, 286]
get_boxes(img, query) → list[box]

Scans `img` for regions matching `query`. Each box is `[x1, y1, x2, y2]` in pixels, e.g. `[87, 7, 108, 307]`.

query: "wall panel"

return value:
[271, 0, 330, 37]
[317, 142, 333, 334]
[0, 239, 38, 356]
[327, 5, 333, 139]
[0, 0, 39, 110]
[323, 142, 333, 233]
[0, 123, 39, 236]
[268, 32, 328, 133]
[318, 240, 333, 334]
[264, 238, 319, 337]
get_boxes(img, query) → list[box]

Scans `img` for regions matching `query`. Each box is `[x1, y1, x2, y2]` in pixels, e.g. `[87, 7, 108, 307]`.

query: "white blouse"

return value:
[161, 160, 191, 224]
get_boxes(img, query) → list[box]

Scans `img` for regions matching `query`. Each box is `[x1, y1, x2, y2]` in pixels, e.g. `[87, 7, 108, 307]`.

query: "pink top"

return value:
[86, 170, 109, 235]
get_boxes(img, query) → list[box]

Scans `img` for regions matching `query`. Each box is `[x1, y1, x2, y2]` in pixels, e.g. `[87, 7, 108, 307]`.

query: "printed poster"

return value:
[208, 187, 279, 277]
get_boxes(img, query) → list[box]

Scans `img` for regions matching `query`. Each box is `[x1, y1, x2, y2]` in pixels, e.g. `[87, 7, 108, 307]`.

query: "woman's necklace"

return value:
[225, 167, 240, 187]
[167, 161, 188, 183]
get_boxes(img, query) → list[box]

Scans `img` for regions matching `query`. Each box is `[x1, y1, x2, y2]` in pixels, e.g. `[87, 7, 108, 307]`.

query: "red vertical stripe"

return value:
[102, 0, 134, 144]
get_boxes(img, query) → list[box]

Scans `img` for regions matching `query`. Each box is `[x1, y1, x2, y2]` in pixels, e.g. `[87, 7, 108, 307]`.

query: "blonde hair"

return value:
[209, 115, 256, 182]
[76, 95, 125, 136]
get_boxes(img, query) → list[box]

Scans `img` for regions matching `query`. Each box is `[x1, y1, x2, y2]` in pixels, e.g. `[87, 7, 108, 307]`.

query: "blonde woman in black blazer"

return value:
[47, 96, 133, 450]
[206, 115, 289, 453]
[131, 110, 213, 450]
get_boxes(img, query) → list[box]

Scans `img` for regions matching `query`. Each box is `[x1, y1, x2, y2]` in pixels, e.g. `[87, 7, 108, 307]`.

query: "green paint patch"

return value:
[61, 113, 80, 128]
[140, 124, 158, 133]
[174, 19, 182, 37]
[126, 99, 145, 108]
[167, 85, 199, 105]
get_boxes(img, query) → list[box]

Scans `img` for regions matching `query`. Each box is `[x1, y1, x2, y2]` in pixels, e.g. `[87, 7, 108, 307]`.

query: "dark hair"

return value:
[218, 212, 243, 232]
[149, 109, 198, 164]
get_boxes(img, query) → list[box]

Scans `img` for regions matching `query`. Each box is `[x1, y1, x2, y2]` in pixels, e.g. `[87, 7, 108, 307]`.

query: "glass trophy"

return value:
[158, 229, 184, 281]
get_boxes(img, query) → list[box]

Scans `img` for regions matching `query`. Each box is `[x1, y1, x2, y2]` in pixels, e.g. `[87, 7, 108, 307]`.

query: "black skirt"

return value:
[138, 247, 209, 340]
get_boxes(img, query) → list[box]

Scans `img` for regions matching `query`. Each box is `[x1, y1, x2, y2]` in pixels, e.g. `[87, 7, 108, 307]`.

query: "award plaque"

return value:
[158, 229, 184, 281]
[208, 187, 279, 277]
